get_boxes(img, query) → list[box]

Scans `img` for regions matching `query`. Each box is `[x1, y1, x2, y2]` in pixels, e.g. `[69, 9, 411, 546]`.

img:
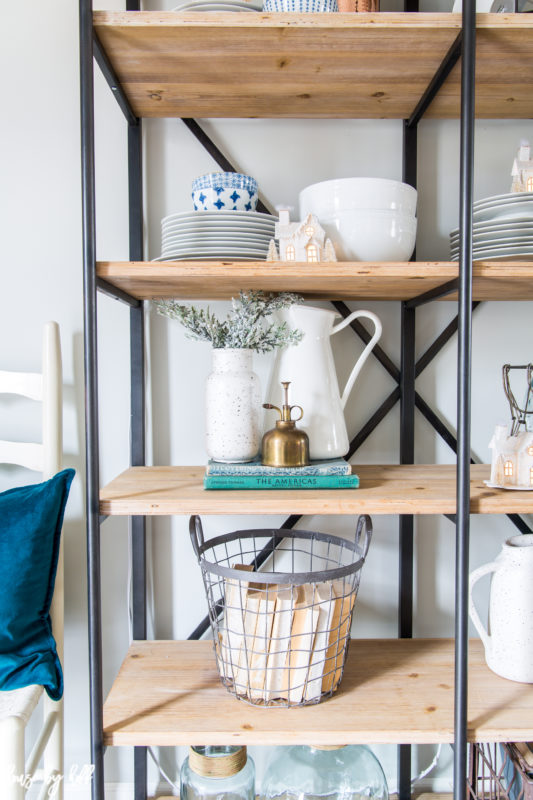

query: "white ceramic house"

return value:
[511, 140, 533, 193]
[268, 208, 337, 263]
[489, 424, 533, 487]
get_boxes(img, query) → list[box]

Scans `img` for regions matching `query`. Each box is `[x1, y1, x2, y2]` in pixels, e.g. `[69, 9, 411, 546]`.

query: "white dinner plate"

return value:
[451, 239, 533, 253]
[161, 210, 276, 224]
[174, 4, 258, 11]
[473, 192, 533, 209]
[473, 206, 533, 223]
[450, 219, 533, 237]
[161, 248, 269, 258]
[172, 0, 262, 8]
[162, 236, 272, 248]
[158, 243, 268, 255]
[152, 254, 267, 262]
[162, 222, 275, 235]
[450, 248, 533, 261]
[450, 235, 533, 248]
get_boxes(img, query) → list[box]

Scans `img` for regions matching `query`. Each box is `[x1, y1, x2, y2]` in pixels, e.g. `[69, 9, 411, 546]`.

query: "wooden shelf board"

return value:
[93, 12, 533, 119]
[103, 638, 533, 746]
[99, 464, 533, 516]
[97, 261, 533, 302]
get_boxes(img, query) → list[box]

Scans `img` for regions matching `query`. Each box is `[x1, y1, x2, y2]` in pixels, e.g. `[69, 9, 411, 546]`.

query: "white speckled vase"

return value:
[205, 348, 262, 463]
[469, 533, 533, 683]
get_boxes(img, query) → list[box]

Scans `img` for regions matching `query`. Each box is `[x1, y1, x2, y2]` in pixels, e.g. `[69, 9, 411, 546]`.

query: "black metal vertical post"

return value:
[129, 119, 148, 800]
[398, 119, 417, 800]
[80, 0, 105, 798]
[455, 0, 475, 796]
[125, 0, 148, 792]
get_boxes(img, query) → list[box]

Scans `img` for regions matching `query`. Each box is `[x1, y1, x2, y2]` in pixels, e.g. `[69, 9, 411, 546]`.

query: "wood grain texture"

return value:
[93, 12, 533, 119]
[102, 639, 533, 745]
[97, 261, 533, 302]
[99, 464, 533, 516]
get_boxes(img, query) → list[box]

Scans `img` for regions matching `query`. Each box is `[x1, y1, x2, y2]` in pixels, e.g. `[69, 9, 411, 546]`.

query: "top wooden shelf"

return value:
[93, 12, 533, 119]
[97, 260, 533, 302]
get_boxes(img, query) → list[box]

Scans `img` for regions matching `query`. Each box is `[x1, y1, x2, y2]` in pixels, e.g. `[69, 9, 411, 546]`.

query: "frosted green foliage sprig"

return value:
[154, 291, 304, 353]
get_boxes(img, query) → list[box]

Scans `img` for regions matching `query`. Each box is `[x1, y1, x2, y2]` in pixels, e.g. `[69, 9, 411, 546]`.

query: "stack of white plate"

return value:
[155, 210, 276, 261]
[450, 192, 533, 261]
[172, 0, 261, 10]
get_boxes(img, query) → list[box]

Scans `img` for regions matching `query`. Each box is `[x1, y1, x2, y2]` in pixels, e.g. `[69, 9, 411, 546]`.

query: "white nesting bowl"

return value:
[320, 209, 417, 261]
[299, 177, 418, 219]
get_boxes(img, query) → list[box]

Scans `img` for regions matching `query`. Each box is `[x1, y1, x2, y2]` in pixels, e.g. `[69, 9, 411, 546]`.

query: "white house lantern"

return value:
[489, 425, 533, 488]
[511, 140, 533, 193]
[267, 207, 337, 263]
[489, 363, 533, 489]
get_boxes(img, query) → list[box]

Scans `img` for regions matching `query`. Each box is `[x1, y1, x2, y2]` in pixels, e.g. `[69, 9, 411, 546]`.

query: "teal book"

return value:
[203, 474, 360, 490]
[206, 457, 351, 477]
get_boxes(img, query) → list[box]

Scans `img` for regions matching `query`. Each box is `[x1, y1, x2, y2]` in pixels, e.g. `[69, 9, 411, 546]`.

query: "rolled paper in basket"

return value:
[321, 581, 356, 694]
[281, 585, 320, 704]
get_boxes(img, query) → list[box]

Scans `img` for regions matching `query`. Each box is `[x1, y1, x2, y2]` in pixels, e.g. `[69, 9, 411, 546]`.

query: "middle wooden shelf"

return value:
[99, 464, 533, 516]
[103, 638, 533, 746]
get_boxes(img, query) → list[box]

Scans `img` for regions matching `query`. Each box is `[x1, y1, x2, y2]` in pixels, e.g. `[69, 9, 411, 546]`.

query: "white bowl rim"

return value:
[321, 208, 417, 214]
[300, 176, 417, 195]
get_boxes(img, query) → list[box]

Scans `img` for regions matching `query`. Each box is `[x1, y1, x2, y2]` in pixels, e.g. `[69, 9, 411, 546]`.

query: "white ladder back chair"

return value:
[0, 321, 64, 800]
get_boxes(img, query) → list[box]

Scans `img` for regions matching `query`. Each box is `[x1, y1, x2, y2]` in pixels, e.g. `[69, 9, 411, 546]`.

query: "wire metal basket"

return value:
[468, 743, 533, 800]
[189, 514, 372, 707]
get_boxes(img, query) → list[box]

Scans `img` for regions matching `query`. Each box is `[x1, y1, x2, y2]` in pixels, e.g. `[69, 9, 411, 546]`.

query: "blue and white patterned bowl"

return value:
[192, 172, 259, 212]
[263, 0, 337, 10]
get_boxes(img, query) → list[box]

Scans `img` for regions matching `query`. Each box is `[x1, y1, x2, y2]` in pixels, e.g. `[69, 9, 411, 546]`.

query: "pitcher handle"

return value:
[469, 561, 498, 653]
[331, 310, 382, 409]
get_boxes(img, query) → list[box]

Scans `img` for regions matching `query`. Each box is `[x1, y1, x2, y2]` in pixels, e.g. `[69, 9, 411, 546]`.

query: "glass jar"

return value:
[262, 745, 389, 800]
[181, 745, 255, 800]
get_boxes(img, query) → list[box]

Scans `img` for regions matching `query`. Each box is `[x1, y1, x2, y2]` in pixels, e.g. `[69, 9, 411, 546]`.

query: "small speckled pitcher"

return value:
[205, 348, 262, 463]
[469, 534, 533, 683]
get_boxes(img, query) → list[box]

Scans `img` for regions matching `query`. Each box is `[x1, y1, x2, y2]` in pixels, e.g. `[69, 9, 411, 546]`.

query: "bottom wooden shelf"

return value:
[103, 639, 533, 746]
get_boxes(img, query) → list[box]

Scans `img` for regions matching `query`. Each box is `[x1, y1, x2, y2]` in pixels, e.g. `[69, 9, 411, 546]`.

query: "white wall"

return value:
[2, 0, 532, 797]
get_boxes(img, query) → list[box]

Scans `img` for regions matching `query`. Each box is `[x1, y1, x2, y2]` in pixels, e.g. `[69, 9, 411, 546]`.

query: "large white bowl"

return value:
[321, 210, 417, 262]
[299, 177, 418, 219]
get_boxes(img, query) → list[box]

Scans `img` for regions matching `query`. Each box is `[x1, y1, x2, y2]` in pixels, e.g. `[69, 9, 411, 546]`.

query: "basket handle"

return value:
[355, 514, 372, 559]
[189, 514, 205, 560]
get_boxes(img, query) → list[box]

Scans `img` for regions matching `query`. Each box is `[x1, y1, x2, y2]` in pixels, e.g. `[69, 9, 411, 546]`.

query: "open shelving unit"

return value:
[80, 6, 533, 800]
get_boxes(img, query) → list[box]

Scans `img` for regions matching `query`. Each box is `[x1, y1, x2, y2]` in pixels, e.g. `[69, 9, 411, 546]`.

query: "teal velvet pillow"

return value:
[0, 468, 74, 700]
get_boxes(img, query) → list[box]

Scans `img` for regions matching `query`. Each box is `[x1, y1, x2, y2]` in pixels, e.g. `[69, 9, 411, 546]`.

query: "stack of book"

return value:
[219, 567, 355, 704]
[203, 457, 359, 490]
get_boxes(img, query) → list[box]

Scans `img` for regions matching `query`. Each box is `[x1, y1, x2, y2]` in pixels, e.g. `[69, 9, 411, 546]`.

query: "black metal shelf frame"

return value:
[79, 3, 531, 799]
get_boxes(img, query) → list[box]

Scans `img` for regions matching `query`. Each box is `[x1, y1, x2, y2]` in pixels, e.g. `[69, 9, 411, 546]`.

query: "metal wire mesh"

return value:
[468, 743, 533, 800]
[190, 515, 372, 707]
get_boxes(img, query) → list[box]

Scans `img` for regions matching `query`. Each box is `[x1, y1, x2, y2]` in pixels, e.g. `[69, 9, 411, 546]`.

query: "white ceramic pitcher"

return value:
[265, 305, 382, 460]
[469, 533, 533, 683]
